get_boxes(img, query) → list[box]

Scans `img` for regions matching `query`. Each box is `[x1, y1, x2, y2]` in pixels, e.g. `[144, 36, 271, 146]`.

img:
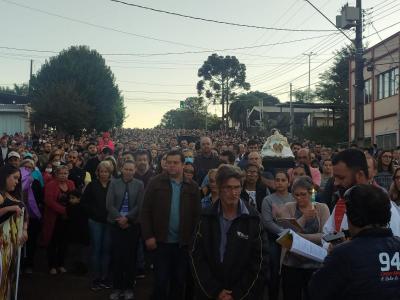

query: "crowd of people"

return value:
[0, 128, 399, 300]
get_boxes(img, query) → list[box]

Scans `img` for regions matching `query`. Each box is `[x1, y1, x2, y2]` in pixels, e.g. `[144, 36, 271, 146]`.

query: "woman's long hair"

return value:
[0, 165, 22, 200]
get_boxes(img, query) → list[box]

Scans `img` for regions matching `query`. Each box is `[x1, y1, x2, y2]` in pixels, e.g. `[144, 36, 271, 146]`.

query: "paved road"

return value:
[20, 271, 153, 300]
[19, 249, 154, 300]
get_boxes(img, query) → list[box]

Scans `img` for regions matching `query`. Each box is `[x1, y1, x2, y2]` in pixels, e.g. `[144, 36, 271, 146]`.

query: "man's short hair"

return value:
[220, 150, 235, 164]
[332, 149, 369, 178]
[166, 150, 185, 163]
[133, 150, 150, 161]
[345, 184, 391, 227]
[247, 139, 258, 147]
[216, 164, 244, 187]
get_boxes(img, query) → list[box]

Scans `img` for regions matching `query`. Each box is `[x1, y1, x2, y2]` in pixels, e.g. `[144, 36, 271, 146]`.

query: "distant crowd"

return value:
[0, 128, 399, 300]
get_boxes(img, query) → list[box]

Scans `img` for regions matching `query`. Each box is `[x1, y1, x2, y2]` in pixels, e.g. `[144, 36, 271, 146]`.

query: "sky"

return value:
[1, 0, 399, 128]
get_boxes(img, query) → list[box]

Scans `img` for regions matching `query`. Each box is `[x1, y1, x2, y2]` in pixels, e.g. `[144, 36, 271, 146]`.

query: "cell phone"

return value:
[322, 232, 345, 243]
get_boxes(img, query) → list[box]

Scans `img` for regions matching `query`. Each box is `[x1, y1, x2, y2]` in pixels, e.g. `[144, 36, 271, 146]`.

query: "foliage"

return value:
[30, 45, 125, 134]
[197, 54, 250, 127]
[229, 91, 280, 129]
[159, 96, 222, 130]
[316, 46, 354, 132]
[293, 89, 316, 103]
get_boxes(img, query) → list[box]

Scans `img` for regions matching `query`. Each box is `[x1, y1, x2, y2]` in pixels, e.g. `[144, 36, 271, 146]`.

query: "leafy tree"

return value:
[197, 54, 250, 127]
[293, 89, 316, 103]
[159, 96, 222, 130]
[229, 91, 280, 129]
[0, 83, 29, 95]
[30, 46, 125, 134]
[183, 97, 207, 114]
[316, 46, 354, 131]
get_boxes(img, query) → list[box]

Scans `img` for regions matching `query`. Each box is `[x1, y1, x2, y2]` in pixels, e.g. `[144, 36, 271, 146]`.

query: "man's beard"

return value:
[337, 175, 357, 198]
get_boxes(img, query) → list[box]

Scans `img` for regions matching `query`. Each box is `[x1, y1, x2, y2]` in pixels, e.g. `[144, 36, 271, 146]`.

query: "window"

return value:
[377, 67, 399, 100]
[376, 133, 397, 150]
[364, 79, 372, 104]
[391, 67, 399, 96]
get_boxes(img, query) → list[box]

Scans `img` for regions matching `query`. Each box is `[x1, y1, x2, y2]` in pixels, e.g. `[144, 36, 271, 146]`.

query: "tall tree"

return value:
[316, 46, 354, 127]
[30, 45, 125, 134]
[197, 54, 250, 128]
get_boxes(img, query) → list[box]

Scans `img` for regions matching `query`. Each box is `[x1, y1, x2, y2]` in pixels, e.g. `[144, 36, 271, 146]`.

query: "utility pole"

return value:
[290, 83, 294, 139]
[354, 0, 365, 147]
[29, 59, 33, 96]
[303, 52, 316, 101]
[305, 0, 364, 146]
[259, 98, 264, 129]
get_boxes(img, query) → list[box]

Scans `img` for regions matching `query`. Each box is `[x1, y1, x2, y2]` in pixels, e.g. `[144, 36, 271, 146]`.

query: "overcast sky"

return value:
[1, 0, 399, 128]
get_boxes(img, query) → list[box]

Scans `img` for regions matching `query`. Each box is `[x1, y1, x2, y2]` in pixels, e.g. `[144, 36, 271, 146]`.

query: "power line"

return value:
[252, 19, 399, 88]
[303, 0, 353, 42]
[369, 7, 400, 23]
[109, 0, 336, 32]
[2, 0, 208, 50]
[370, 22, 397, 63]
[0, 33, 334, 58]
[122, 90, 196, 95]
[117, 80, 194, 87]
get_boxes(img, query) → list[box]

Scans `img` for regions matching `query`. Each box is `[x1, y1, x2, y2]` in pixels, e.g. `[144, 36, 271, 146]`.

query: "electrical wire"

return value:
[109, 0, 336, 32]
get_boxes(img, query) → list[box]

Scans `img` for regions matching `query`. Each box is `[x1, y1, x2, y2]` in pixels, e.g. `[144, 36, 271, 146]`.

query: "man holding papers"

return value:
[309, 184, 400, 300]
[322, 149, 400, 250]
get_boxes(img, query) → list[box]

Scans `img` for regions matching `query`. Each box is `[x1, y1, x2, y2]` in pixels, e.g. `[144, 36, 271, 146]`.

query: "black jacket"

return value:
[81, 180, 109, 223]
[240, 180, 268, 213]
[309, 228, 400, 300]
[191, 200, 263, 300]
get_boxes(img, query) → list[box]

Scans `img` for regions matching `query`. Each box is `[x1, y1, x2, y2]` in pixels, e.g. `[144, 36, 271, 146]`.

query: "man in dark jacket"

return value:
[191, 165, 263, 300]
[67, 150, 86, 191]
[193, 137, 220, 185]
[141, 150, 201, 300]
[309, 184, 400, 300]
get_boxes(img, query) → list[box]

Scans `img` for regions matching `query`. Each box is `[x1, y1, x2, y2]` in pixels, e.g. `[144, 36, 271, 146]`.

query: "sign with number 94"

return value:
[379, 252, 400, 272]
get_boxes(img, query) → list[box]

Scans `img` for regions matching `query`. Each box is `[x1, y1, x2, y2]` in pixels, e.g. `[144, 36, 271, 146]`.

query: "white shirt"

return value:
[322, 201, 400, 249]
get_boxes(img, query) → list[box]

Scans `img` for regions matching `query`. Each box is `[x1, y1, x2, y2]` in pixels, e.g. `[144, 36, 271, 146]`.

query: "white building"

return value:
[0, 93, 31, 134]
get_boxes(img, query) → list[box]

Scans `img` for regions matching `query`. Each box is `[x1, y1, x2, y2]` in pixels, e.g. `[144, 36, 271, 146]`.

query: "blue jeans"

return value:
[88, 219, 111, 279]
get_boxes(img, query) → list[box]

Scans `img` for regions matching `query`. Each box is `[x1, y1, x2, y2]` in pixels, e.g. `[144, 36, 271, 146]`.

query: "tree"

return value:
[229, 91, 280, 129]
[30, 45, 125, 134]
[197, 54, 250, 128]
[159, 96, 222, 130]
[293, 89, 316, 103]
[316, 46, 354, 131]
[0, 84, 29, 95]
[183, 97, 207, 114]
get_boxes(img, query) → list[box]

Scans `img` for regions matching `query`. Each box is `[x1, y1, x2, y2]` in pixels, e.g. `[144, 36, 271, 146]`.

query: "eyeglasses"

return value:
[246, 170, 258, 175]
[221, 185, 241, 192]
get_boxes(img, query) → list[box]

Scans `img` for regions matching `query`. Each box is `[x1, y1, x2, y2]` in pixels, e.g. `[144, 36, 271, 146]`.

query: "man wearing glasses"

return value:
[191, 165, 264, 300]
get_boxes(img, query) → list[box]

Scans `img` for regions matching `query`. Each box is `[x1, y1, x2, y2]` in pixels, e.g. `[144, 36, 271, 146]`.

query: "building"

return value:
[0, 93, 31, 135]
[349, 32, 400, 149]
[247, 102, 340, 128]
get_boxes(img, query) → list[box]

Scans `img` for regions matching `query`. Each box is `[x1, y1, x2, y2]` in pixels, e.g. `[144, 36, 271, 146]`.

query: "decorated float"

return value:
[261, 129, 295, 172]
